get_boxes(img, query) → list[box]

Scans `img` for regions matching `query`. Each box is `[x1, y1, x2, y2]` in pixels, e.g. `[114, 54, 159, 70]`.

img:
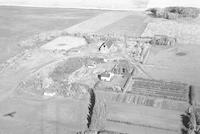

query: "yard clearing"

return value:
[41, 36, 87, 51]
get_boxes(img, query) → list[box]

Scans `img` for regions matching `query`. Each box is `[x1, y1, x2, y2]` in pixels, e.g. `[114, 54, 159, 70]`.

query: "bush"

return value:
[87, 89, 96, 129]
[166, 7, 200, 18]
[87, 89, 107, 131]
[146, 7, 200, 19]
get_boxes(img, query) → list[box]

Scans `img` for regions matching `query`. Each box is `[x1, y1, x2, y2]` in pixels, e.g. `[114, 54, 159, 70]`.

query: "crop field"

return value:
[130, 78, 189, 102]
[97, 12, 149, 36]
[96, 89, 188, 111]
[50, 57, 85, 82]
[104, 101, 182, 134]
[50, 56, 106, 82]
[95, 77, 190, 111]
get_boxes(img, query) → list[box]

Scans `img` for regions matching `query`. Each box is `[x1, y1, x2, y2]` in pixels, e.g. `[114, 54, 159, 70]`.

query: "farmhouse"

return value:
[98, 39, 115, 53]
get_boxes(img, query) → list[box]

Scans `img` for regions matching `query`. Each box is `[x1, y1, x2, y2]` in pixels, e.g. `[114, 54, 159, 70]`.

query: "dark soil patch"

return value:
[176, 52, 187, 56]
[58, 43, 67, 46]
[50, 56, 105, 82]
[50, 57, 85, 82]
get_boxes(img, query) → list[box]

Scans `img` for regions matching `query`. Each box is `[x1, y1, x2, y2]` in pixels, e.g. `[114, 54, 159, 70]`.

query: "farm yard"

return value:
[0, 5, 200, 134]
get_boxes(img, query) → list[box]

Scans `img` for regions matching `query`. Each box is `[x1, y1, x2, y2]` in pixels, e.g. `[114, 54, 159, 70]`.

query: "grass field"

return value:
[105, 102, 182, 134]
[0, 96, 89, 134]
[138, 43, 200, 87]
[0, 6, 104, 63]
[98, 11, 149, 36]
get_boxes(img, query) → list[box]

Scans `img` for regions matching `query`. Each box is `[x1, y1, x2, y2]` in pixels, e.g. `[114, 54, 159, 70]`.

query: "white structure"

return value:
[43, 92, 56, 97]
[98, 71, 114, 82]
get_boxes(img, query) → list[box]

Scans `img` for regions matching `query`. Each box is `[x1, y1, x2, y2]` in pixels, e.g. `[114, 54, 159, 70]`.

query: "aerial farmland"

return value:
[0, 4, 200, 134]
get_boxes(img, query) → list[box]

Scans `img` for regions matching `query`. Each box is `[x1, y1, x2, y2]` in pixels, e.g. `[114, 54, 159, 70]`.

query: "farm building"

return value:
[98, 71, 114, 82]
[98, 39, 115, 53]
[126, 40, 151, 63]
[112, 60, 131, 75]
